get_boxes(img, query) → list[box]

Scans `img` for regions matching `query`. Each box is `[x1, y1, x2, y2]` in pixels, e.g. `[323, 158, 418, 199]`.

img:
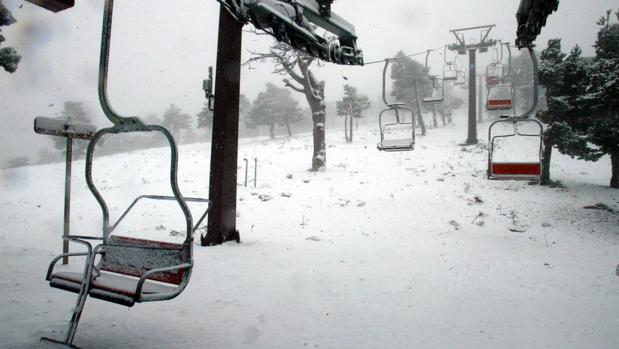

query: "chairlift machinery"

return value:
[377, 59, 416, 152]
[219, 0, 364, 65]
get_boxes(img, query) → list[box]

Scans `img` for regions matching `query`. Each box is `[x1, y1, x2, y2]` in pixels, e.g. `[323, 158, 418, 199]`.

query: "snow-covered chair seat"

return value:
[377, 138, 415, 152]
[46, 236, 192, 307]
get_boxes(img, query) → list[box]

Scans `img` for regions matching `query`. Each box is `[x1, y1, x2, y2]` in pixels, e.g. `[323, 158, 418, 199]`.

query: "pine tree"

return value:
[336, 84, 370, 142]
[389, 52, 430, 135]
[336, 84, 371, 119]
[196, 102, 213, 130]
[537, 39, 601, 185]
[588, 9, 619, 188]
[0, 1, 20, 73]
[246, 83, 304, 139]
[162, 104, 191, 142]
[435, 83, 463, 126]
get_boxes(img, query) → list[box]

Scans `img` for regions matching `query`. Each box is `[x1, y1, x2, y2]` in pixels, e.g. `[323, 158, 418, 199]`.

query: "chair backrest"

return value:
[99, 236, 190, 285]
[85, 123, 193, 245]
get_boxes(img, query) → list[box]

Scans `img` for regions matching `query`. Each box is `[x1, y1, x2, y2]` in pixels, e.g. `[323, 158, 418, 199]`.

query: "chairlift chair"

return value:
[38, 1, 212, 347]
[487, 47, 544, 180]
[488, 116, 543, 180]
[443, 64, 458, 81]
[442, 46, 459, 81]
[487, 83, 513, 110]
[423, 50, 444, 103]
[423, 76, 444, 104]
[485, 63, 503, 86]
[377, 59, 415, 152]
[454, 69, 466, 86]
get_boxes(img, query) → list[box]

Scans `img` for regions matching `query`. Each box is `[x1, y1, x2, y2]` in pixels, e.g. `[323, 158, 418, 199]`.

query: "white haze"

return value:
[0, 0, 616, 166]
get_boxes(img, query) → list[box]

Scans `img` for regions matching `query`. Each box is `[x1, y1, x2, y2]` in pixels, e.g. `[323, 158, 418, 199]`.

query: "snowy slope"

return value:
[0, 115, 617, 349]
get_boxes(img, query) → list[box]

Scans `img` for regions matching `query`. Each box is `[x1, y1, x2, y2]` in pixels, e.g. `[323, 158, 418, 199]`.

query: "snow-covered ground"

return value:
[0, 115, 618, 349]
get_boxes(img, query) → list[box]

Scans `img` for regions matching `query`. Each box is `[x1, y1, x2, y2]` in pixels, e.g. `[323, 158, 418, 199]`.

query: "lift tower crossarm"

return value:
[448, 24, 496, 53]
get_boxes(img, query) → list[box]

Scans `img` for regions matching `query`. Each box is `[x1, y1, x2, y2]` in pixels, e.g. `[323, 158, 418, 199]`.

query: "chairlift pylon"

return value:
[377, 59, 416, 152]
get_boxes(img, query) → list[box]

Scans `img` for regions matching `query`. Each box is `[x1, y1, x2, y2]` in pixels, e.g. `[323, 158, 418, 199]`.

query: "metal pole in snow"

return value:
[254, 158, 257, 188]
[478, 75, 483, 123]
[466, 49, 478, 144]
[62, 137, 73, 265]
[243, 158, 248, 187]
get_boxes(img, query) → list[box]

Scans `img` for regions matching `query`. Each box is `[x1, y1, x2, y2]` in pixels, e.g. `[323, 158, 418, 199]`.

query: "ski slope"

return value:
[0, 116, 617, 349]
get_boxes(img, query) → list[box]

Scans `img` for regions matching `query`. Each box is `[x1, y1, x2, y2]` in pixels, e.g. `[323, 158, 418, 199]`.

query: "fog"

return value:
[0, 0, 616, 166]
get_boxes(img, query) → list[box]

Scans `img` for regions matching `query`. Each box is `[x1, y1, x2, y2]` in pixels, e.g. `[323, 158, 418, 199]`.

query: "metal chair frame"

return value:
[423, 50, 444, 103]
[40, 1, 211, 347]
[487, 47, 544, 180]
[377, 59, 415, 152]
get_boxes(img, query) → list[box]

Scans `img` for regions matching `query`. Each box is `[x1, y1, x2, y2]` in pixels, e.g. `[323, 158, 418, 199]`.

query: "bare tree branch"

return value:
[283, 78, 306, 93]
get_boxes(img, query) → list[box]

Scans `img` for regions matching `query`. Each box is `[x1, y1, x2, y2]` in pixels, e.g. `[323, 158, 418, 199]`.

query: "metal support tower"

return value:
[448, 25, 496, 145]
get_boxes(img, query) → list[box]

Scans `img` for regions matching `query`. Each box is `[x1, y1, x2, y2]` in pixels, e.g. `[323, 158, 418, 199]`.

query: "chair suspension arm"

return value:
[134, 262, 193, 302]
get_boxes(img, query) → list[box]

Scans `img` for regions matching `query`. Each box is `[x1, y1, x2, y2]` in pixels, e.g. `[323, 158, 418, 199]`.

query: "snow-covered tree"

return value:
[196, 102, 213, 131]
[162, 104, 191, 142]
[588, 9, 619, 188]
[246, 83, 303, 139]
[537, 39, 601, 185]
[389, 52, 429, 135]
[53, 101, 94, 158]
[7, 156, 29, 168]
[435, 83, 463, 126]
[336, 84, 370, 143]
[246, 41, 327, 171]
[198, 94, 249, 134]
[0, 0, 20, 73]
[336, 84, 370, 119]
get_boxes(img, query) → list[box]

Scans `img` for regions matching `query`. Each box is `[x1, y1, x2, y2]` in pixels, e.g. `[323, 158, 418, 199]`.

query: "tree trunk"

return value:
[540, 132, 553, 185]
[309, 95, 326, 170]
[412, 82, 427, 136]
[303, 72, 326, 171]
[611, 152, 618, 189]
[431, 105, 438, 128]
[285, 118, 292, 137]
[349, 116, 354, 143]
[269, 123, 275, 139]
[439, 110, 446, 126]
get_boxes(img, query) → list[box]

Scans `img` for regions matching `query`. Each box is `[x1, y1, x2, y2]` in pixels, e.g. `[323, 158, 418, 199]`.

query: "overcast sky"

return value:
[0, 0, 617, 166]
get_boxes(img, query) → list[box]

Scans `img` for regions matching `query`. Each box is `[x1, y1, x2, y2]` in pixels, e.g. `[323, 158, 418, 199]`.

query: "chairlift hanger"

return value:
[486, 40, 514, 111]
[423, 50, 444, 103]
[29, 1, 213, 347]
[442, 45, 459, 81]
[487, 46, 543, 180]
[377, 59, 415, 152]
